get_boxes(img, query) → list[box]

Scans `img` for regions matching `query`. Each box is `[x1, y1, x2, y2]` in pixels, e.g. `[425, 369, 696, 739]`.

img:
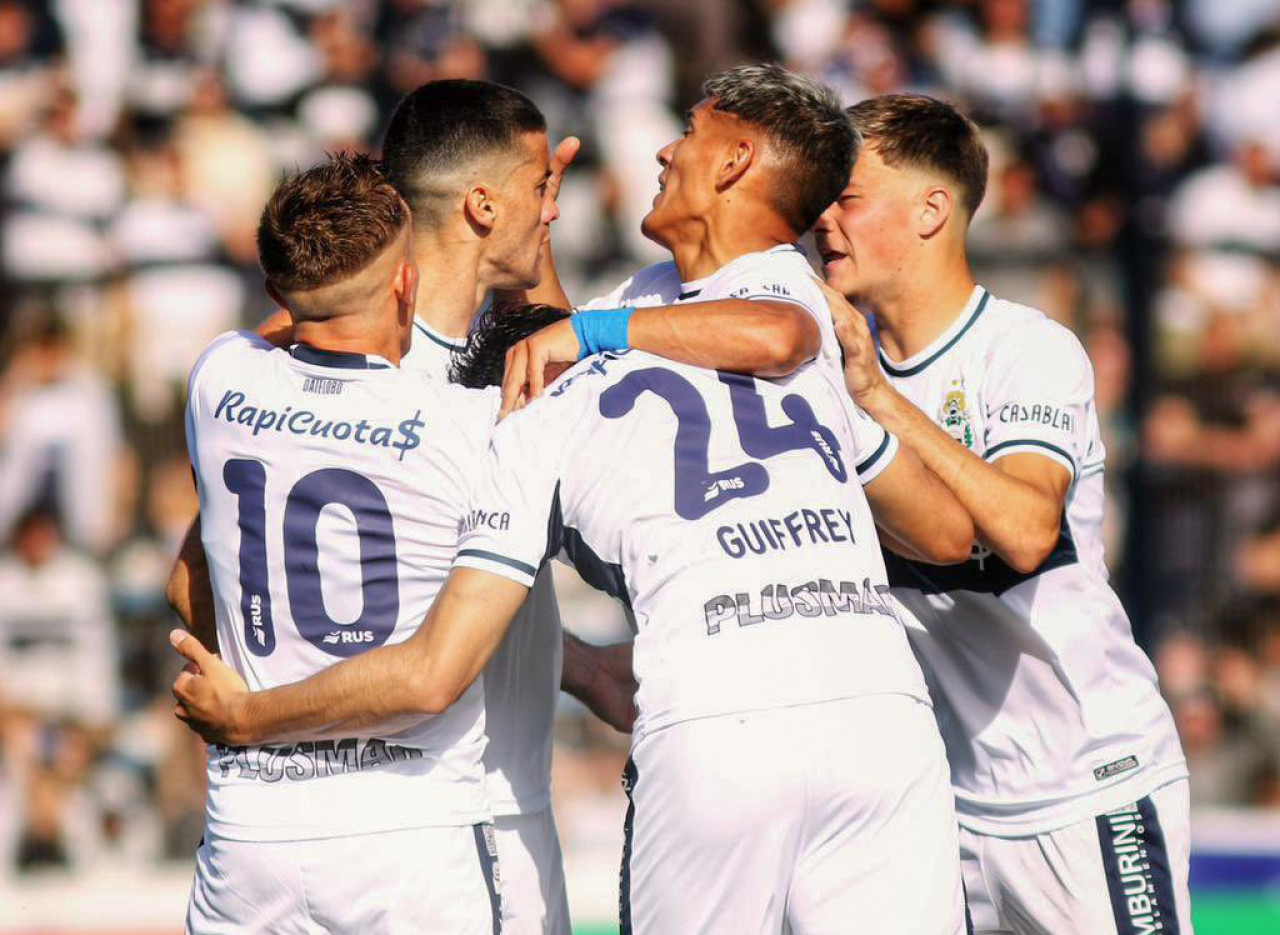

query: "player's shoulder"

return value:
[579, 261, 680, 309]
[977, 292, 1092, 384]
[421, 381, 501, 445]
[188, 330, 277, 391]
[979, 293, 1086, 358]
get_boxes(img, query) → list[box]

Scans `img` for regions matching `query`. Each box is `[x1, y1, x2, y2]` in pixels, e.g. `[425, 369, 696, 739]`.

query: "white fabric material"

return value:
[186, 331, 495, 841]
[881, 287, 1187, 835]
[400, 314, 564, 816]
[455, 344, 923, 745]
[494, 807, 571, 935]
[185, 823, 500, 935]
[625, 696, 965, 935]
[961, 779, 1193, 935]
[0, 550, 120, 725]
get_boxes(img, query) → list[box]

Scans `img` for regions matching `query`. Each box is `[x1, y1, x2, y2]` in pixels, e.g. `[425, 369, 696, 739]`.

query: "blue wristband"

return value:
[571, 307, 634, 360]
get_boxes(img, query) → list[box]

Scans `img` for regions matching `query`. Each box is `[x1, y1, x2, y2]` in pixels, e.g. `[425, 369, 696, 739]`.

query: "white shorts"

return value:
[621, 694, 966, 935]
[494, 806, 571, 935]
[961, 778, 1193, 935]
[185, 823, 501, 934]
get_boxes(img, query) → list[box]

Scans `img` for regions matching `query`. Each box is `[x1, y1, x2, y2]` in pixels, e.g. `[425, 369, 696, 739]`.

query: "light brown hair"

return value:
[257, 153, 408, 294]
[846, 94, 989, 218]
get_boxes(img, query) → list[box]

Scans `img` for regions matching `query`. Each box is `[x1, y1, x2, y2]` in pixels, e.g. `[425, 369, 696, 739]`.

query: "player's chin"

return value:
[820, 256, 857, 295]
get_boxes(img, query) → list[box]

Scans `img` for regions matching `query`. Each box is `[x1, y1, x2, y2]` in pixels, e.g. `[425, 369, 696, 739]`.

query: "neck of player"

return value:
[293, 312, 405, 367]
[865, 249, 977, 364]
[664, 207, 797, 283]
[411, 228, 488, 341]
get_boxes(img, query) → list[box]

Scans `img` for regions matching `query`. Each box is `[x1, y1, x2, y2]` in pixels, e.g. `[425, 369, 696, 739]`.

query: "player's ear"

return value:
[716, 138, 754, 191]
[918, 185, 952, 239]
[464, 183, 497, 236]
[396, 257, 419, 313]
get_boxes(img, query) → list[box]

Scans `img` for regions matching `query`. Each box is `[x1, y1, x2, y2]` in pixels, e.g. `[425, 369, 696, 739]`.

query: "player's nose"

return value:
[814, 202, 838, 233]
[656, 141, 674, 168]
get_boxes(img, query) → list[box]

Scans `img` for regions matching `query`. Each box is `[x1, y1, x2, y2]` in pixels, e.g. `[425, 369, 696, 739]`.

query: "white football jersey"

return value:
[455, 349, 924, 744]
[402, 314, 563, 816]
[186, 331, 496, 841]
[879, 286, 1187, 835]
[582, 244, 847, 400]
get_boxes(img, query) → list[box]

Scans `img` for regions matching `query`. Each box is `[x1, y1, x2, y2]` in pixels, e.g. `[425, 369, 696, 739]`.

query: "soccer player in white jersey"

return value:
[167, 79, 592, 935]
[814, 94, 1193, 935]
[181, 155, 503, 933]
[167, 75, 851, 934]
[171, 298, 975, 934]
[500, 65, 863, 417]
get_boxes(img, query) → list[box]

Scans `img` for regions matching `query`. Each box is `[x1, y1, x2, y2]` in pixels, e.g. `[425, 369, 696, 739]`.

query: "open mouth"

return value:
[819, 247, 848, 266]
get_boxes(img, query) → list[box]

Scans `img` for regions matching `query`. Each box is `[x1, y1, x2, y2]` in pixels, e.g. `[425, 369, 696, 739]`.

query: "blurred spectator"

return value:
[0, 317, 127, 555]
[0, 507, 120, 870]
[3, 85, 124, 282]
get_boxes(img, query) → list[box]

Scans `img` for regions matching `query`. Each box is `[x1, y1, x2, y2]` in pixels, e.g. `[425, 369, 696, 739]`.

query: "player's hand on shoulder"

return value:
[818, 278, 888, 409]
[170, 629, 251, 745]
[500, 317, 581, 418]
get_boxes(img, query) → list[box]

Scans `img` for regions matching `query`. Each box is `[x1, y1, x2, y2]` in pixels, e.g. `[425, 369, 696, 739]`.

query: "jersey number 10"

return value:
[223, 460, 399, 658]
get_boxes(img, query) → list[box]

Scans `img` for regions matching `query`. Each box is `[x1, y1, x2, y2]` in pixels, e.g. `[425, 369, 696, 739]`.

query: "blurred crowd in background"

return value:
[0, 0, 1278, 882]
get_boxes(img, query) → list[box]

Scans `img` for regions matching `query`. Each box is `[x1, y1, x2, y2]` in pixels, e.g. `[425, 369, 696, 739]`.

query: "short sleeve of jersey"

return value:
[980, 320, 1092, 479]
[576, 261, 679, 311]
[847, 403, 900, 486]
[453, 400, 566, 588]
[711, 252, 831, 336]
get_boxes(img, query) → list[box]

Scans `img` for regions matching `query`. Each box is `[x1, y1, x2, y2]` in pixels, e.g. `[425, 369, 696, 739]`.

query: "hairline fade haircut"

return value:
[702, 63, 858, 233]
[449, 303, 571, 389]
[381, 79, 547, 228]
[846, 94, 989, 219]
[257, 153, 407, 294]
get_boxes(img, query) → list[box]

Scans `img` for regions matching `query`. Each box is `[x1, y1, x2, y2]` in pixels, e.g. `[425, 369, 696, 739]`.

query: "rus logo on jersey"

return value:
[939, 380, 975, 449]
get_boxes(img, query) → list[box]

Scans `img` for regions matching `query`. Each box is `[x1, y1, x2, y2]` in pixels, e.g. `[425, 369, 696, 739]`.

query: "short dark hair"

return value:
[702, 64, 857, 233]
[257, 153, 407, 293]
[846, 94, 989, 218]
[449, 303, 570, 389]
[381, 79, 546, 226]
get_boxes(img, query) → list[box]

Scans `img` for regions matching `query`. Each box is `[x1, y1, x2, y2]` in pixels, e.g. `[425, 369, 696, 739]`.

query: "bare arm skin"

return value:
[861, 443, 975, 565]
[501, 299, 821, 415]
[165, 517, 219, 654]
[560, 632, 637, 733]
[171, 568, 529, 746]
[826, 285, 1070, 574]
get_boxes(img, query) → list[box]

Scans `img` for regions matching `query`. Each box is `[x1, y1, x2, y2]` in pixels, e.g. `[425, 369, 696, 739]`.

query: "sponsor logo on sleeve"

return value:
[1095, 755, 1140, 782]
[997, 401, 1074, 432]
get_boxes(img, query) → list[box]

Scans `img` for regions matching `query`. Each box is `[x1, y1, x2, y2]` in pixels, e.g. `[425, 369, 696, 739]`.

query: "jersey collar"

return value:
[414, 317, 468, 351]
[877, 285, 989, 378]
[289, 344, 393, 370]
[677, 243, 804, 301]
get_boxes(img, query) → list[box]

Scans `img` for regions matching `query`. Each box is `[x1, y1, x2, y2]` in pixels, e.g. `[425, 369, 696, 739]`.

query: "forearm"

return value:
[233, 643, 430, 746]
[625, 300, 818, 377]
[860, 385, 1059, 565]
[166, 518, 219, 654]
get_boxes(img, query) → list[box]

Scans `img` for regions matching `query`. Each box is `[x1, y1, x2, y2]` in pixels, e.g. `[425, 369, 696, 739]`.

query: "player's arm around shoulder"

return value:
[170, 568, 531, 746]
[859, 428, 975, 565]
[501, 283, 821, 411]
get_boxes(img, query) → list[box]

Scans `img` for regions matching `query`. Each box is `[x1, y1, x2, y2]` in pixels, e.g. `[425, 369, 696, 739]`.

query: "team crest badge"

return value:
[939, 380, 974, 448]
